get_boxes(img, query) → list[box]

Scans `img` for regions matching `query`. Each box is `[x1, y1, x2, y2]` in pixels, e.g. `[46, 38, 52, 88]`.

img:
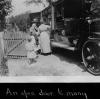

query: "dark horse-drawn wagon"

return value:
[41, 0, 100, 75]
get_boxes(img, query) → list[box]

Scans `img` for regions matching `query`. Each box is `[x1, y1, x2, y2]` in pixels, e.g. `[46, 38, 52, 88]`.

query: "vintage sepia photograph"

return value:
[0, 0, 100, 82]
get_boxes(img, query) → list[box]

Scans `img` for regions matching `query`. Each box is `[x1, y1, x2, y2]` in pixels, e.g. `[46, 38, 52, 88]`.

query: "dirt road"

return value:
[7, 51, 92, 76]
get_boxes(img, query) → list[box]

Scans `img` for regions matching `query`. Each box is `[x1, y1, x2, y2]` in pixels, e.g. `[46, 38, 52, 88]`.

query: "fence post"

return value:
[0, 31, 5, 65]
[51, 3, 55, 30]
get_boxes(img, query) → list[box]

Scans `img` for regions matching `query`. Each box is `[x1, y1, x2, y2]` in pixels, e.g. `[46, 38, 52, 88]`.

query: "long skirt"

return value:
[39, 31, 51, 54]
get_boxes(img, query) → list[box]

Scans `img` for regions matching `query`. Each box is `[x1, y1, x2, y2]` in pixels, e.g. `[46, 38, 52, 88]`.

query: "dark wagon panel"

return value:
[41, 0, 100, 76]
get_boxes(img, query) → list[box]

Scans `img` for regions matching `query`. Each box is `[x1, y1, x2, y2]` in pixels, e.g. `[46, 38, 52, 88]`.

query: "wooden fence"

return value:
[0, 29, 28, 75]
[3, 30, 27, 59]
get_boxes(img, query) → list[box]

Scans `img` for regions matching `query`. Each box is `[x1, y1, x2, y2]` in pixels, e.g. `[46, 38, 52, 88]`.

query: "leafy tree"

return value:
[9, 12, 30, 32]
[0, 0, 12, 30]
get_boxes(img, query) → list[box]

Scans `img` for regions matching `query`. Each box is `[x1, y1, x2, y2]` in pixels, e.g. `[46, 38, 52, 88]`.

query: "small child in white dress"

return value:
[25, 32, 38, 64]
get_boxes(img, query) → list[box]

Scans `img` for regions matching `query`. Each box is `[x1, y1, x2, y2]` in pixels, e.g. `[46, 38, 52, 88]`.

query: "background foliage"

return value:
[0, 0, 12, 30]
[9, 12, 30, 32]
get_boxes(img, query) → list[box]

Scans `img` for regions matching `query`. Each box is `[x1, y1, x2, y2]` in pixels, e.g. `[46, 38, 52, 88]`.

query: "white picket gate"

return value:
[3, 30, 27, 59]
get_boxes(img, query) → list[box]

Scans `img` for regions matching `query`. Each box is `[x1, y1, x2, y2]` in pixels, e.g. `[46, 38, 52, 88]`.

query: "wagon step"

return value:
[51, 41, 75, 51]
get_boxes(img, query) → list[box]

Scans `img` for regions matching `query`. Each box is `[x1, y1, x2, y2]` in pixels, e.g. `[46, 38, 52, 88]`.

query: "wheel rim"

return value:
[82, 41, 100, 75]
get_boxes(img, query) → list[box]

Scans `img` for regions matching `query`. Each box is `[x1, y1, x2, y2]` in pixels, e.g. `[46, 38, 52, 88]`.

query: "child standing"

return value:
[25, 32, 38, 64]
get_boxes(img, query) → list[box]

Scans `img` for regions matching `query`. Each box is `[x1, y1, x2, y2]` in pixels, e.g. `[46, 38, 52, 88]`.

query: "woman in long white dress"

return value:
[38, 21, 51, 55]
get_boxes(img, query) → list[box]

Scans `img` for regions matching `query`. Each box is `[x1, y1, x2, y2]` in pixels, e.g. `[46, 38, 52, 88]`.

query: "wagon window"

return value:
[55, 3, 64, 18]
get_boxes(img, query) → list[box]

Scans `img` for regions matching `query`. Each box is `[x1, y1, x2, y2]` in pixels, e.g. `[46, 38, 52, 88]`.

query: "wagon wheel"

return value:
[82, 40, 100, 76]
